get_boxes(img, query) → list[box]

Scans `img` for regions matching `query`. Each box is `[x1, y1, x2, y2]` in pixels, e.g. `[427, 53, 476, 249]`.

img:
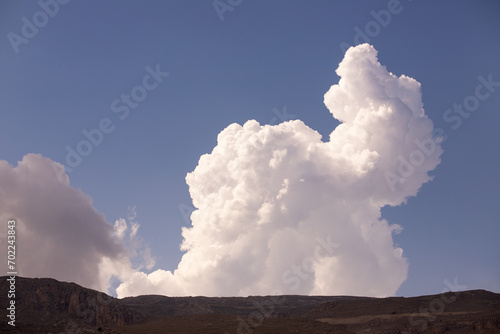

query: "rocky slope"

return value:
[0, 276, 144, 333]
[0, 276, 499, 333]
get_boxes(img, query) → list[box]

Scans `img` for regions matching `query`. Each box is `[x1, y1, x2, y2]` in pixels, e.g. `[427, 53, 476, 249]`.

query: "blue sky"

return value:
[1, 0, 499, 297]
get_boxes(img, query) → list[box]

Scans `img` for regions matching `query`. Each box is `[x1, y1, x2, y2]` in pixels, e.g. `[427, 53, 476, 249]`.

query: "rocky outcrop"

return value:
[0, 276, 145, 328]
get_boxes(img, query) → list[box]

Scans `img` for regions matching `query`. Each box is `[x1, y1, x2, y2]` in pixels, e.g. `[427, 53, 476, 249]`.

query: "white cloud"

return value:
[0, 154, 156, 293]
[113, 208, 155, 271]
[0, 44, 442, 298]
[115, 44, 442, 298]
[114, 218, 128, 240]
[0, 154, 130, 291]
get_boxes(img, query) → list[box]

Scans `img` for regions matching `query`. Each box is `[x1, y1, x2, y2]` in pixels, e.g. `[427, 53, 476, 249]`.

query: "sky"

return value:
[0, 0, 499, 298]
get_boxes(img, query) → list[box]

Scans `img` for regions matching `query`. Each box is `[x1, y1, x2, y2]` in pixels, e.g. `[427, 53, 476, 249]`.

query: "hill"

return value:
[0, 276, 498, 333]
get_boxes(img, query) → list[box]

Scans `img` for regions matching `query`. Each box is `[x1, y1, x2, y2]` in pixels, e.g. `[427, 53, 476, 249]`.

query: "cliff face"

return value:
[0, 276, 144, 328]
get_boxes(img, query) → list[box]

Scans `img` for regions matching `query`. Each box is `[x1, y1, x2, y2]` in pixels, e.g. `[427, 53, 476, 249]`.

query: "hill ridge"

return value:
[1, 276, 499, 333]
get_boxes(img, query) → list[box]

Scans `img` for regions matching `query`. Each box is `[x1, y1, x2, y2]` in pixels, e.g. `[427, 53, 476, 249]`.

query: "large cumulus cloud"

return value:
[115, 44, 443, 298]
[0, 44, 442, 297]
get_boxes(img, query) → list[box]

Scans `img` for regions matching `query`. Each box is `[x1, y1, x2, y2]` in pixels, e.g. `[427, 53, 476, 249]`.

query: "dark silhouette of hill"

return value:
[0, 276, 144, 333]
[0, 276, 498, 333]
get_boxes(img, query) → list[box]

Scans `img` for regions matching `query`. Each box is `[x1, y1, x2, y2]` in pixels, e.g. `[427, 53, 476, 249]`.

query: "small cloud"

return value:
[114, 218, 128, 240]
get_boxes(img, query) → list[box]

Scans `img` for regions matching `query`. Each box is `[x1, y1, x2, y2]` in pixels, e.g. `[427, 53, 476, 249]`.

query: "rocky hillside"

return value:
[0, 276, 499, 333]
[0, 276, 144, 333]
[308, 289, 500, 333]
[121, 293, 370, 318]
